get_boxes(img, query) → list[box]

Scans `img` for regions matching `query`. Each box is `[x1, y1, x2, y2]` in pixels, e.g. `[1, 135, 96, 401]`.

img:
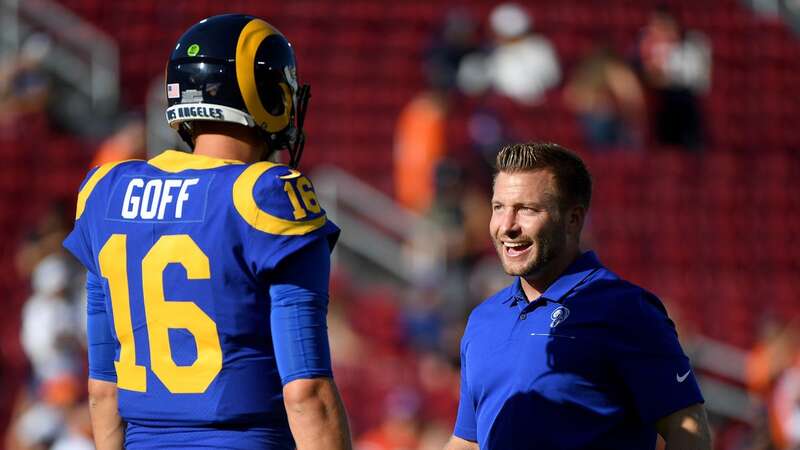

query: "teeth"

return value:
[504, 242, 528, 248]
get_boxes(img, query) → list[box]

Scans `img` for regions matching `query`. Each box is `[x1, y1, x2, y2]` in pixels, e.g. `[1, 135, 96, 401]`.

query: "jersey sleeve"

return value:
[269, 237, 333, 385]
[86, 272, 117, 382]
[453, 334, 478, 441]
[63, 167, 101, 274]
[233, 162, 340, 275]
[608, 290, 704, 423]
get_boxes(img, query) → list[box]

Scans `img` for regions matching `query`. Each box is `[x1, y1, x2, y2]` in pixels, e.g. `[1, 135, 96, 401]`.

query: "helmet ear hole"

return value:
[257, 81, 285, 117]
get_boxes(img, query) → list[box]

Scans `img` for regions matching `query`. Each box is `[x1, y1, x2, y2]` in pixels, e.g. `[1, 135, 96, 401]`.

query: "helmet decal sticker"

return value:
[181, 89, 204, 104]
[167, 83, 180, 99]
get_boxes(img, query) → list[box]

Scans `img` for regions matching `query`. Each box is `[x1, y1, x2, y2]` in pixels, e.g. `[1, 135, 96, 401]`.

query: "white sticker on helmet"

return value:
[181, 89, 204, 104]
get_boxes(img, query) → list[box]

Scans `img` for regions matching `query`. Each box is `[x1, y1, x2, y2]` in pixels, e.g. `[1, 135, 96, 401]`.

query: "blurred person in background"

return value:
[62, 14, 350, 450]
[394, 90, 448, 213]
[746, 318, 800, 449]
[395, 10, 479, 213]
[7, 202, 87, 450]
[635, 6, 711, 150]
[15, 201, 71, 279]
[50, 403, 94, 450]
[404, 159, 492, 319]
[771, 356, 800, 450]
[7, 402, 63, 450]
[7, 401, 92, 450]
[564, 45, 646, 151]
[747, 318, 800, 402]
[424, 9, 480, 99]
[20, 254, 83, 386]
[458, 3, 560, 106]
[487, 3, 560, 105]
[445, 142, 710, 450]
[356, 387, 421, 450]
[89, 114, 147, 167]
[0, 33, 52, 125]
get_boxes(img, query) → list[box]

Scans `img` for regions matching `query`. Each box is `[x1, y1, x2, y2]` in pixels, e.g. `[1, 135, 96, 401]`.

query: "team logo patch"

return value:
[550, 306, 570, 328]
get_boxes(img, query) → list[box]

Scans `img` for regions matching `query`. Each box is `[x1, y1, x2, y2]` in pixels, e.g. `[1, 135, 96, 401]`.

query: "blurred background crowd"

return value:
[0, 1, 798, 449]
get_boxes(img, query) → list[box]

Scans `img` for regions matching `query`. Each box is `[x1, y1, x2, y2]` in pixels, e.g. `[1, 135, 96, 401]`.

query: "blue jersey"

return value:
[454, 251, 704, 450]
[64, 150, 339, 432]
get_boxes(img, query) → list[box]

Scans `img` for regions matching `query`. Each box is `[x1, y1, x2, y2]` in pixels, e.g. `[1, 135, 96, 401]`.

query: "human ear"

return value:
[568, 205, 586, 235]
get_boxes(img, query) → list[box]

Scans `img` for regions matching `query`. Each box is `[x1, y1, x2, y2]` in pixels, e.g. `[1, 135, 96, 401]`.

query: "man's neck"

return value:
[193, 130, 265, 164]
[520, 246, 581, 301]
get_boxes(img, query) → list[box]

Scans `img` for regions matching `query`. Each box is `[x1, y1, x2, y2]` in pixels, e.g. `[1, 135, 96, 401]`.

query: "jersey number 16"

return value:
[98, 234, 222, 394]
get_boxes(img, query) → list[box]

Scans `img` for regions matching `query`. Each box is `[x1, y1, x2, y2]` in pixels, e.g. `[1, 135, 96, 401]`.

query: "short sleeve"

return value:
[453, 335, 478, 441]
[610, 291, 704, 423]
[63, 167, 101, 274]
[233, 163, 339, 275]
[63, 220, 97, 275]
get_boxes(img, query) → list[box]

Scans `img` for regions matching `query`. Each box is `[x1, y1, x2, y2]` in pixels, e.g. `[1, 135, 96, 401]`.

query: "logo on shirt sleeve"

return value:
[676, 369, 691, 383]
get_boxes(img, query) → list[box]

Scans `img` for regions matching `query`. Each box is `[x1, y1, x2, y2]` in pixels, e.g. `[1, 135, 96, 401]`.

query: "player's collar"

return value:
[506, 251, 602, 306]
[149, 149, 245, 172]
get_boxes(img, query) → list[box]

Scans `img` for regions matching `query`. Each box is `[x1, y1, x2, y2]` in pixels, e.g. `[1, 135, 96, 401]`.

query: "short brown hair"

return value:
[495, 142, 592, 211]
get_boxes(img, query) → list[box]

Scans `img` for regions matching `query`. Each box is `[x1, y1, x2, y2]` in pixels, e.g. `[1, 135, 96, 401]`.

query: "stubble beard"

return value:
[497, 224, 567, 279]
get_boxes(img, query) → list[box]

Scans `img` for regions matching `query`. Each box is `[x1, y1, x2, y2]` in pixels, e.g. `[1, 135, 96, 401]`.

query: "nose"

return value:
[496, 209, 520, 238]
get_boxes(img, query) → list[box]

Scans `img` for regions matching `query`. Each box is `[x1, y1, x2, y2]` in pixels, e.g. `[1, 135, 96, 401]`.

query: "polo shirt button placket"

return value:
[519, 312, 527, 320]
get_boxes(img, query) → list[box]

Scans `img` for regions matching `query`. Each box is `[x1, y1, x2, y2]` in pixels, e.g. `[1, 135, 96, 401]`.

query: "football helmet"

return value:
[165, 14, 310, 167]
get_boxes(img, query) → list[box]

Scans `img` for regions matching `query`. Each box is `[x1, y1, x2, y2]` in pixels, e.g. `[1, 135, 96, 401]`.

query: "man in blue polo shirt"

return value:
[445, 142, 711, 450]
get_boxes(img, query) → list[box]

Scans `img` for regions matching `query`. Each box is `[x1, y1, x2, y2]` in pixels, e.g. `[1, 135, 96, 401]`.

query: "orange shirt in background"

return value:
[394, 92, 446, 213]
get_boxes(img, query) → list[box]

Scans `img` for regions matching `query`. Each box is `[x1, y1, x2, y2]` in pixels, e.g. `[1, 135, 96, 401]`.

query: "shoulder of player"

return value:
[75, 159, 144, 220]
[577, 274, 668, 320]
[231, 161, 327, 236]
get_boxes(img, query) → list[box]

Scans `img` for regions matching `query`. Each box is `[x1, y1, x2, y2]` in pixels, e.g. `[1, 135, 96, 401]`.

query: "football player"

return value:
[63, 14, 351, 450]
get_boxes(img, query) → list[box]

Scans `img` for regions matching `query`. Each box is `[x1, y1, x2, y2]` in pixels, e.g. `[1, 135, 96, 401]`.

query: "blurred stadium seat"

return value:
[2, 0, 800, 447]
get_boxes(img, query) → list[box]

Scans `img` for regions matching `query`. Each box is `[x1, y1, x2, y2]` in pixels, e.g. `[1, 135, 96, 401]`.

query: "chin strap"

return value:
[178, 123, 195, 149]
[288, 84, 311, 169]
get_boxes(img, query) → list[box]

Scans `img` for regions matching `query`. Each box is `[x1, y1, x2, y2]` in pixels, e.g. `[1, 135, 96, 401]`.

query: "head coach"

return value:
[444, 142, 711, 450]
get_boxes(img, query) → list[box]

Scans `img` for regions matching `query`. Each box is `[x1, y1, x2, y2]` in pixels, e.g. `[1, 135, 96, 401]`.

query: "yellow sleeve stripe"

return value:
[232, 162, 326, 236]
[75, 160, 129, 220]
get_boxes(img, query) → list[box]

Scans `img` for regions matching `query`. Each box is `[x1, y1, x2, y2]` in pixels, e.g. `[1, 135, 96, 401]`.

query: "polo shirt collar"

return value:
[506, 251, 602, 305]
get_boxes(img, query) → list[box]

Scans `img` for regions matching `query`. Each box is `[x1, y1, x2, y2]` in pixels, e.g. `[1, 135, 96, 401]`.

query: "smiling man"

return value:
[444, 142, 711, 450]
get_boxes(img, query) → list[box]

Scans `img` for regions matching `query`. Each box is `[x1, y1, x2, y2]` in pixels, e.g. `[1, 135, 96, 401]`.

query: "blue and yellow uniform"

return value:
[64, 150, 339, 449]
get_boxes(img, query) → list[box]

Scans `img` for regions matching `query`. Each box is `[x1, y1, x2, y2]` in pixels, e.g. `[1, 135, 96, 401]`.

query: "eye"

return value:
[491, 204, 503, 212]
